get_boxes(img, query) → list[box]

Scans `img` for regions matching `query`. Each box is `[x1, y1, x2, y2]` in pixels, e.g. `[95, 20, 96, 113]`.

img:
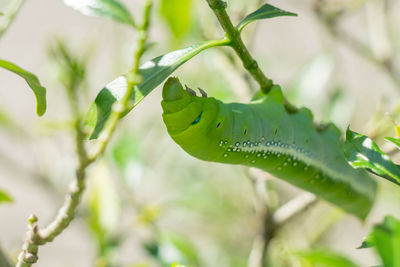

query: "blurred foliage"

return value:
[0, 59, 47, 116]
[295, 249, 358, 267]
[160, 0, 193, 38]
[86, 161, 122, 263]
[63, 0, 135, 27]
[360, 216, 400, 267]
[1, 0, 400, 266]
[47, 39, 87, 94]
[0, 189, 12, 204]
[344, 128, 400, 186]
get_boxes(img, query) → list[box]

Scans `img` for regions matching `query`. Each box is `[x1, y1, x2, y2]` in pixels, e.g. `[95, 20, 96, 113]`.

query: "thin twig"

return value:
[272, 193, 318, 225]
[88, 1, 152, 163]
[205, 0, 273, 94]
[0, 0, 25, 39]
[314, 1, 400, 91]
[15, 1, 153, 266]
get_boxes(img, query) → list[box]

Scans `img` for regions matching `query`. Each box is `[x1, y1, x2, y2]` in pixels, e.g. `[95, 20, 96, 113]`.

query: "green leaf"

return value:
[85, 39, 229, 139]
[160, 0, 192, 38]
[162, 232, 199, 265]
[0, 108, 16, 129]
[0, 189, 13, 204]
[358, 232, 375, 249]
[295, 249, 359, 267]
[384, 137, 400, 150]
[47, 38, 87, 92]
[171, 263, 186, 267]
[111, 132, 139, 171]
[63, 0, 135, 27]
[344, 128, 400, 186]
[236, 3, 297, 32]
[373, 216, 400, 267]
[0, 59, 47, 116]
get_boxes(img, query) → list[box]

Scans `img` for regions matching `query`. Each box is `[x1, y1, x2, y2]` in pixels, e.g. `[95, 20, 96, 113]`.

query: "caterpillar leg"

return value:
[185, 85, 197, 96]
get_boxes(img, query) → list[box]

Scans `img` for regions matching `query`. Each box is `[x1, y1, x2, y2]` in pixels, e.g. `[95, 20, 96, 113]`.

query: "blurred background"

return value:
[0, 0, 400, 266]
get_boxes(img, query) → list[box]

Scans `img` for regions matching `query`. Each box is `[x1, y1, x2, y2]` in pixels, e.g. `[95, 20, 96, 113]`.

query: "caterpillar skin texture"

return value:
[161, 77, 377, 219]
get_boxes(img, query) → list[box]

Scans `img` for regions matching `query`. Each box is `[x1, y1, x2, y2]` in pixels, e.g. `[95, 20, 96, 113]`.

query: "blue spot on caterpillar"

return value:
[161, 77, 377, 219]
[192, 113, 202, 125]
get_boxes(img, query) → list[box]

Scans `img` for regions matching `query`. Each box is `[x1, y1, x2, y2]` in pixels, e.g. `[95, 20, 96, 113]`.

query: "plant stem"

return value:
[88, 0, 152, 163]
[15, 1, 153, 266]
[273, 193, 317, 225]
[205, 0, 273, 94]
[0, 0, 25, 39]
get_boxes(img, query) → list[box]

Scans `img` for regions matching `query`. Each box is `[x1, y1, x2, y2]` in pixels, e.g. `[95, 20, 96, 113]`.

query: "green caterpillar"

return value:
[161, 77, 377, 219]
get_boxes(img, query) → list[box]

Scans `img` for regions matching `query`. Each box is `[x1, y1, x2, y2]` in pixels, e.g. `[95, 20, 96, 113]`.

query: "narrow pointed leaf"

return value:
[294, 249, 358, 267]
[372, 216, 400, 267]
[384, 137, 400, 150]
[0, 59, 46, 116]
[0, 189, 13, 204]
[237, 3, 297, 32]
[344, 128, 400, 186]
[63, 0, 135, 26]
[85, 39, 229, 139]
[358, 233, 375, 249]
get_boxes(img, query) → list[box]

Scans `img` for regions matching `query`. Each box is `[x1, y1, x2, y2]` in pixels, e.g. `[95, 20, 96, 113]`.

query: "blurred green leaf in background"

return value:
[359, 216, 400, 267]
[0, 59, 47, 116]
[344, 128, 400, 186]
[86, 162, 121, 263]
[47, 39, 87, 94]
[63, 0, 135, 27]
[160, 0, 193, 38]
[295, 249, 358, 267]
[0, 189, 13, 204]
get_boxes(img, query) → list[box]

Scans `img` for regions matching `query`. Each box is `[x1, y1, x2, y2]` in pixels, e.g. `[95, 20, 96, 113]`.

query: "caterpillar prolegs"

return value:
[161, 77, 377, 219]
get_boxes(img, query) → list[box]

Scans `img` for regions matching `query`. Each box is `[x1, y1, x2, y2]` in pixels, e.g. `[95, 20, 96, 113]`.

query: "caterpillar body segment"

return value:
[161, 77, 377, 219]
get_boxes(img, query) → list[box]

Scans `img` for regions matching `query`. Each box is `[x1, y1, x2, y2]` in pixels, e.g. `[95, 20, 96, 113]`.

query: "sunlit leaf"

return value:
[344, 128, 400, 186]
[295, 249, 358, 267]
[358, 232, 375, 249]
[395, 125, 400, 138]
[0, 59, 47, 116]
[171, 263, 186, 267]
[237, 3, 297, 32]
[364, 216, 400, 267]
[0, 189, 13, 204]
[85, 39, 229, 139]
[162, 232, 199, 266]
[63, 0, 135, 26]
[385, 137, 400, 150]
[160, 0, 192, 37]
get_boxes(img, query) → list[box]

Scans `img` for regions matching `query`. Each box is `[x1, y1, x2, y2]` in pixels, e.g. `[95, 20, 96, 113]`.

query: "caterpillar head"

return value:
[161, 77, 218, 136]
